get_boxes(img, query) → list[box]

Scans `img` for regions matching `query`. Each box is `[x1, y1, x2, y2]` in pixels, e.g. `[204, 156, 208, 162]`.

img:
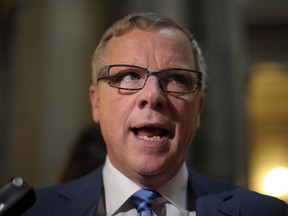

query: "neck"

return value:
[126, 163, 184, 190]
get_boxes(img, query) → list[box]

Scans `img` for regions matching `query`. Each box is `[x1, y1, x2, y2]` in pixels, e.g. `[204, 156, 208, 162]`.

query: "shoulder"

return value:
[187, 167, 237, 196]
[23, 165, 104, 216]
[188, 168, 288, 215]
[232, 187, 288, 212]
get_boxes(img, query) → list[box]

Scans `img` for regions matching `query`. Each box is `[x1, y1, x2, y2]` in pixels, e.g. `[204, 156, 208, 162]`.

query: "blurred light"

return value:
[263, 167, 288, 197]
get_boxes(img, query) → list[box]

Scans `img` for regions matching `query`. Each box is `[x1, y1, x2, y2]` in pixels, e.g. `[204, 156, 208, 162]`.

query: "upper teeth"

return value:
[138, 135, 161, 141]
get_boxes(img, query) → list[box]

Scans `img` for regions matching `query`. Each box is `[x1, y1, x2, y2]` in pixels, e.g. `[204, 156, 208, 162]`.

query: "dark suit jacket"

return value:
[23, 165, 288, 216]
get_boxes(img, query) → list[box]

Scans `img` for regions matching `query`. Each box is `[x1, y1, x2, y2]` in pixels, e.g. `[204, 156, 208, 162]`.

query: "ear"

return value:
[196, 93, 205, 127]
[89, 84, 100, 123]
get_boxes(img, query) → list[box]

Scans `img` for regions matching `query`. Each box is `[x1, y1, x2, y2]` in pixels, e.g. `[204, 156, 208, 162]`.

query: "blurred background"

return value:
[1, 0, 287, 202]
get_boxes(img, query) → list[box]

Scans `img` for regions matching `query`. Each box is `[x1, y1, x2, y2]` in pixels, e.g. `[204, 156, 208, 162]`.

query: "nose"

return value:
[136, 76, 167, 109]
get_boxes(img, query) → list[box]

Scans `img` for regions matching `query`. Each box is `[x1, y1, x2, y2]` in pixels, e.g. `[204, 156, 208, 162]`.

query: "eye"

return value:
[107, 66, 148, 89]
[121, 72, 142, 82]
[168, 74, 189, 85]
[160, 69, 197, 92]
[109, 69, 143, 85]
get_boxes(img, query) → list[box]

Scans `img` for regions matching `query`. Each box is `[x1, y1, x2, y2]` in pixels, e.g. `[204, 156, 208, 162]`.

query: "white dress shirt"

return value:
[101, 156, 196, 216]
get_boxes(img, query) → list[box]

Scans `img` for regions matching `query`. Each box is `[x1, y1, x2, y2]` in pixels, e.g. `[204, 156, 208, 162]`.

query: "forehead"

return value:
[104, 27, 196, 68]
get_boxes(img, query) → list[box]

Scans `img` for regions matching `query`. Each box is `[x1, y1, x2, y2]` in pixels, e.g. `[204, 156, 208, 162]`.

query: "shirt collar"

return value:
[103, 157, 141, 215]
[103, 156, 189, 215]
[157, 162, 189, 210]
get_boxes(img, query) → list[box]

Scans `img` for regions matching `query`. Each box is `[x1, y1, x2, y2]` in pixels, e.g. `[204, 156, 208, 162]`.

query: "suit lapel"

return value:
[195, 192, 240, 216]
[55, 193, 100, 216]
[188, 168, 241, 216]
[55, 166, 104, 216]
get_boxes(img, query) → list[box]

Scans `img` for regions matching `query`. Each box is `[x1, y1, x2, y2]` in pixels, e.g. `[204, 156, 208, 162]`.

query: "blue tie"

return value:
[129, 189, 160, 216]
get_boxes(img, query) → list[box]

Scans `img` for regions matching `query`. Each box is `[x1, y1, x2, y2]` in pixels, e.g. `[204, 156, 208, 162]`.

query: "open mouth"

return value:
[131, 126, 171, 141]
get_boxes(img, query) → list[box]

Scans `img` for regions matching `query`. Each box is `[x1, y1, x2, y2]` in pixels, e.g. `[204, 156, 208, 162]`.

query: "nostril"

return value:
[140, 99, 163, 109]
[157, 101, 163, 108]
[141, 100, 148, 108]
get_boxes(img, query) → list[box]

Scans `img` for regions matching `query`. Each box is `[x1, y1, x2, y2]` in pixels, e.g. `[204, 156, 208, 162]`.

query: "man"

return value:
[24, 12, 287, 216]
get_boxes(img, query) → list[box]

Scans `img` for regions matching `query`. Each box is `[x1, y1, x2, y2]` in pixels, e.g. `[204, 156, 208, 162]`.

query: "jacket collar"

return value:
[195, 191, 240, 216]
[188, 168, 241, 216]
[55, 166, 104, 216]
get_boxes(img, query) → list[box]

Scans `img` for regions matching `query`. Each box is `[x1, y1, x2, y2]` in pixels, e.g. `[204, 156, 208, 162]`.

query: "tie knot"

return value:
[129, 189, 161, 215]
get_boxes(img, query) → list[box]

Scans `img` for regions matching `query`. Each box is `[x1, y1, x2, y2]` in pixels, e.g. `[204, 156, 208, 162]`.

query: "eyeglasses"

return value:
[97, 64, 203, 94]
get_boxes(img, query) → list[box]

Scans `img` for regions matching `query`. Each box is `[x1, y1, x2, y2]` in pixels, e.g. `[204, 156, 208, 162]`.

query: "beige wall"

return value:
[5, 0, 104, 187]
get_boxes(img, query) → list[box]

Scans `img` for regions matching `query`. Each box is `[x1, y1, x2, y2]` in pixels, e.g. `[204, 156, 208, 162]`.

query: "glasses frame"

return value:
[97, 64, 203, 94]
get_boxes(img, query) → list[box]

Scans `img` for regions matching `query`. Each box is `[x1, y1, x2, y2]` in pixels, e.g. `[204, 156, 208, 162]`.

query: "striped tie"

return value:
[129, 189, 161, 216]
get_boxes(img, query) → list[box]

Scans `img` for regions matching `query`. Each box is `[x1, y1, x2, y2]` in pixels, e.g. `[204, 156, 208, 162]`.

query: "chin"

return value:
[132, 156, 169, 176]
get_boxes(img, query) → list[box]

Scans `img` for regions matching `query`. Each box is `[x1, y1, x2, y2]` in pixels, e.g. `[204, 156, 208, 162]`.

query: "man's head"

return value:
[90, 12, 206, 188]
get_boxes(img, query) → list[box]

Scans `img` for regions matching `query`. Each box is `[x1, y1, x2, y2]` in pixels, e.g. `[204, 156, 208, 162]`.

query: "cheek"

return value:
[99, 103, 125, 158]
[98, 94, 134, 142]
[173, 99, 201, 144]
[184, 95, 203, 126]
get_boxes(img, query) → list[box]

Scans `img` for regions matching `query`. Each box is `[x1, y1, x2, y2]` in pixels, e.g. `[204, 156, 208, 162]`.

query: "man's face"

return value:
[90, 27, 205, 188]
